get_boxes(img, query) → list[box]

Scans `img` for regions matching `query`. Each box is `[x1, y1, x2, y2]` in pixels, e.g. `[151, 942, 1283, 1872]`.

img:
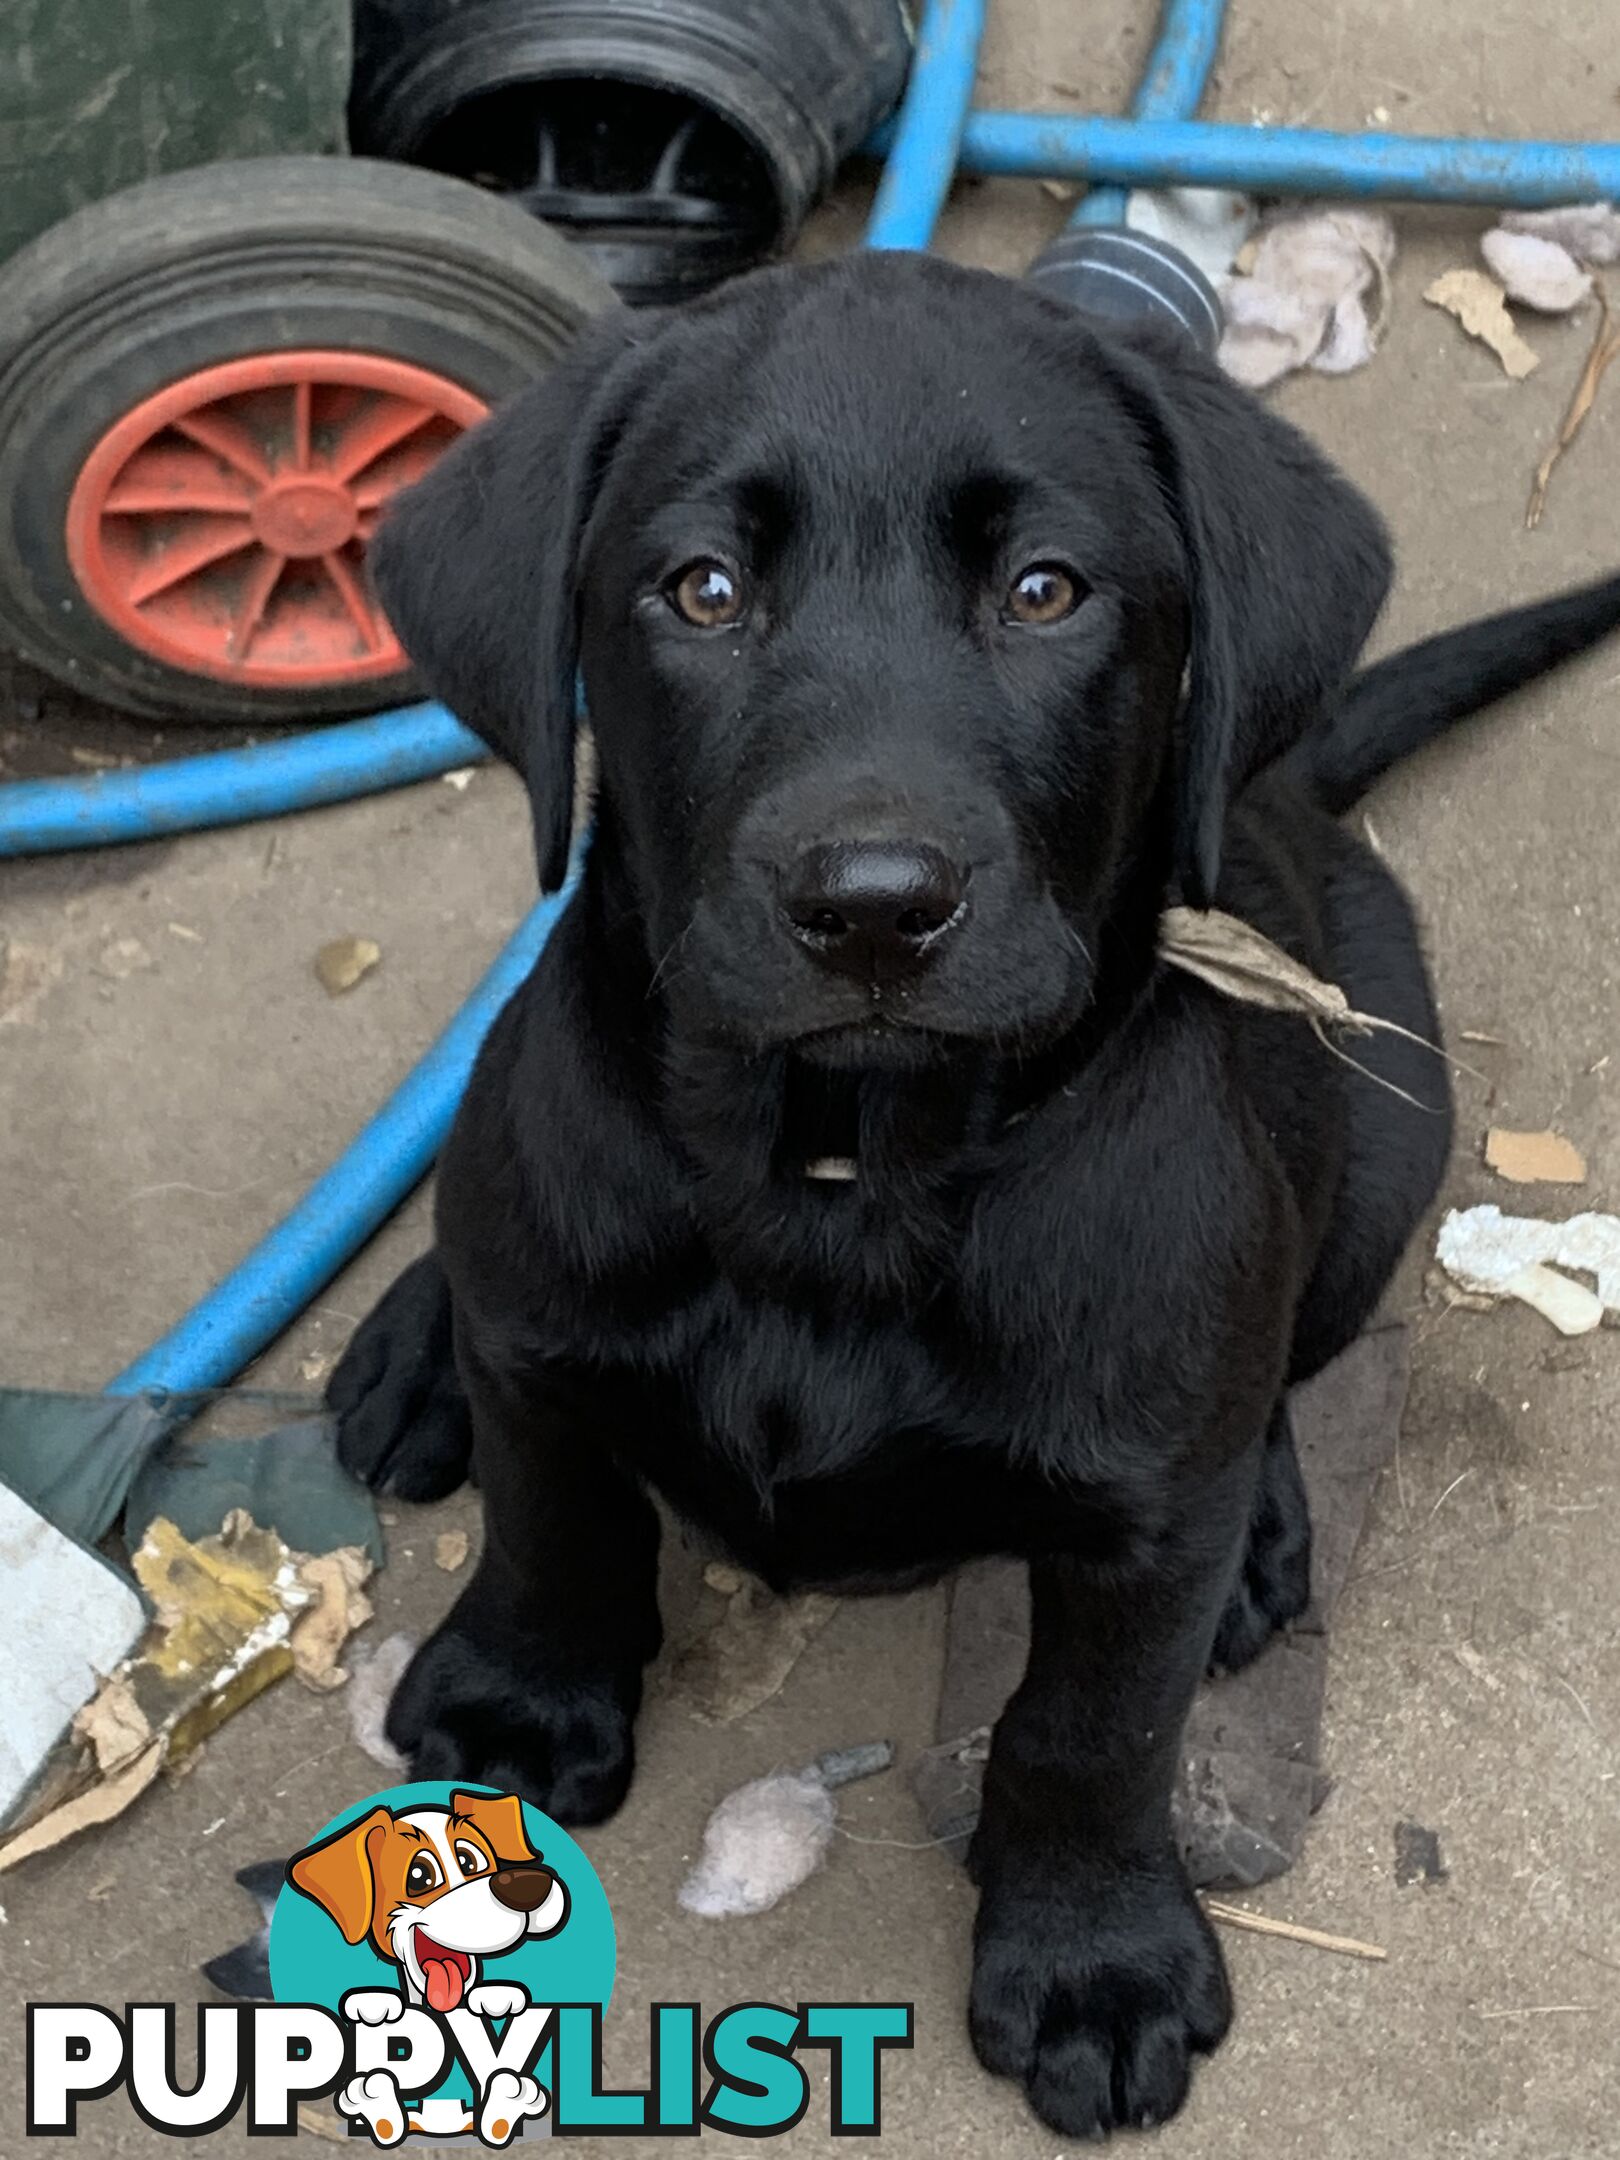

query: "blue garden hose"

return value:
[865, 0, 988, 252]
[106, 857, 581, 1396]
[953, 111, 1620, 206]
[0, 704, 482, 858]
[95, 0, 988, 1402]
[1073, 0, 1226, 228]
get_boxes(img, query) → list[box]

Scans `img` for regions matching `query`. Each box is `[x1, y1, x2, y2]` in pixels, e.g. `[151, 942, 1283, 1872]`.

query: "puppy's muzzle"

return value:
[782, 839, 966, 980]
[490, 1864, 557, 1913]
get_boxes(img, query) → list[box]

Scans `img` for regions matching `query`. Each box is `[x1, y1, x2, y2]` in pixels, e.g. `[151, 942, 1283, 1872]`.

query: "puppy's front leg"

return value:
[388, 1349, 661, 1824]
[969, 1466, 1254, 2140]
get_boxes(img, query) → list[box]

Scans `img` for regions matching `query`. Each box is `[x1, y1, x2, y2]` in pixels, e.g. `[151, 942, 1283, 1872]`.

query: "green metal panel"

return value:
[0, 0, 351, 262]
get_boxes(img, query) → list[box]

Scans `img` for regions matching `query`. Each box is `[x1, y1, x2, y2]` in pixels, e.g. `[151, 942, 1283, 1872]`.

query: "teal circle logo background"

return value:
[268, 1780, 615, 2104]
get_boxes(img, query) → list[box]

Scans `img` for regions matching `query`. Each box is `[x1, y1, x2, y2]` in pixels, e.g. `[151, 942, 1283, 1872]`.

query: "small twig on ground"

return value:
[1428, 1468, 1476, 1520]
[1527, 283, 1620, 528]
[1477, 2003, 1593, 2020]
[1204, 1899, 1388, 1961]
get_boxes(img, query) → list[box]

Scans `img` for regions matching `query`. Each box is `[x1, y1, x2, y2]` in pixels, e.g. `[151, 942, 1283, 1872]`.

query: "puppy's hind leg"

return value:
[327, 1251, 473, 1501]
[1209, 1399, 1311, 1675]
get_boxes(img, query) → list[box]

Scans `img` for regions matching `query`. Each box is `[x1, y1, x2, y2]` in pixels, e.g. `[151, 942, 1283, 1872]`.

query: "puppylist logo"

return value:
[27, 1780, 913, 2141]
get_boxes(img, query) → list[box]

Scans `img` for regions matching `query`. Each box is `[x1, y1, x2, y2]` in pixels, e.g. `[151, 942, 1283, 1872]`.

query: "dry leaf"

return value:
[1527, 286, 1620, 527]
[673, 1583, 840, 1724]
[314, 936, 381, 995]
[1158, 910, 1454, 1111]
[1485, 1128, 1587, 1185]
[0, 1738, 165, 1874]
[1159, 908, 1361, 1028]
[74, 1679, 152, 1776]
[1424, 268, 1541, 378]
[433, 1530, 469, 1573]
[290, 1548, 374, 1691]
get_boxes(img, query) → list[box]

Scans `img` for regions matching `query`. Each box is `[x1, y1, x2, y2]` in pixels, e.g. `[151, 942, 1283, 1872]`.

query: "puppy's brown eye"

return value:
[669, 559, 745, 628]
[454, 1842, 487, 1876]
[1004, 563, 1083, 626]
[405, 1854, 441, 1897]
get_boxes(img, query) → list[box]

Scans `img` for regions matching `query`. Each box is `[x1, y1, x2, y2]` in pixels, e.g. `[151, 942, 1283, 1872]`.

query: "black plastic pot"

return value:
[351, 0, 914, 304]
[1025, 229, 1224, 357]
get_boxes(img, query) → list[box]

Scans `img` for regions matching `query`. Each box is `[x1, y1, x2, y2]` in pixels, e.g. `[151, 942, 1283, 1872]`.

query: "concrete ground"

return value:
[3, 0, 1618, 2150]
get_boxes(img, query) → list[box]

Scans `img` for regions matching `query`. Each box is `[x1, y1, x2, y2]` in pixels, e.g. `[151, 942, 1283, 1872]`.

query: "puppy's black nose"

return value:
[490, 1865, 555, 1912]
[783, 841, 966, 975]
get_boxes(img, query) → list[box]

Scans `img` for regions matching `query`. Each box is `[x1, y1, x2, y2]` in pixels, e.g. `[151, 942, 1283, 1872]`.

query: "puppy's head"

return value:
[288, 1790, 568, 2011]
[372, 254, 1388, 1065]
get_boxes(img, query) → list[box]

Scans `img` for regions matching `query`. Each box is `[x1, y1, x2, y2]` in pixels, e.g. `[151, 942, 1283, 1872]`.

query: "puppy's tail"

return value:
[1295, 568, 1620, 814]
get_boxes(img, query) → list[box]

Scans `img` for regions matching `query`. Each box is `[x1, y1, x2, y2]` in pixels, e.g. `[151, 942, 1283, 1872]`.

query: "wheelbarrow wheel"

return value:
[0, 156, 615, 723]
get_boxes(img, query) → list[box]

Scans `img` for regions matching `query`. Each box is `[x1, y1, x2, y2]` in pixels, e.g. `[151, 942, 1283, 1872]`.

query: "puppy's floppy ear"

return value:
[287, 1806, 392, 1945]
[367, 309, 656, 892]
[1097, 326, 1391, 905]
[452, 1789, 535, 1865]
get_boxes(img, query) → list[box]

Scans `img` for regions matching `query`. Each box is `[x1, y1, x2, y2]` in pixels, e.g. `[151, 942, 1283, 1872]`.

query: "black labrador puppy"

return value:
[330, 253, 1620, 2138]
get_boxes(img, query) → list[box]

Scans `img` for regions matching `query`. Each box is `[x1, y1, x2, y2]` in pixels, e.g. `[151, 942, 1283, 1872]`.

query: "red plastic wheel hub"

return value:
[66, 352, 489, 688]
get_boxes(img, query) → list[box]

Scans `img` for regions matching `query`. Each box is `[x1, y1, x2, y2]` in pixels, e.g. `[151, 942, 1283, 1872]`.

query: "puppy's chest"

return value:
[605, 1276, 1146, 1587]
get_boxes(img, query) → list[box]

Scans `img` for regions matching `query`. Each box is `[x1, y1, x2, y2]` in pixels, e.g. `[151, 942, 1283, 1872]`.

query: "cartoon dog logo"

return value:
[288, 1789, 568, 2145]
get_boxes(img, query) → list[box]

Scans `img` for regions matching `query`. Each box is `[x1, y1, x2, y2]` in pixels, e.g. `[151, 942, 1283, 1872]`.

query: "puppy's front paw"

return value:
[969, 1859, 1231, 2139]
[466, 1981, 529, 2021]
[387, 1620, 640, 1825]
[341, 1989, 405, 2026]
[337, 2069, 407, 2145]
[328, 1251, 472, 1501]
[479, 2068, 549, 2145]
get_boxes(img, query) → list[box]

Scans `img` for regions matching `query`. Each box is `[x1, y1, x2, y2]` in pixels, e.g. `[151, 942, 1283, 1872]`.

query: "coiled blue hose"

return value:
[95, 0, 989, 1399]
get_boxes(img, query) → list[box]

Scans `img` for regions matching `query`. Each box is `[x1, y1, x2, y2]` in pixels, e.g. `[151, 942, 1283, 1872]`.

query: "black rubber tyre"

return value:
[0, 156, 615, 724]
